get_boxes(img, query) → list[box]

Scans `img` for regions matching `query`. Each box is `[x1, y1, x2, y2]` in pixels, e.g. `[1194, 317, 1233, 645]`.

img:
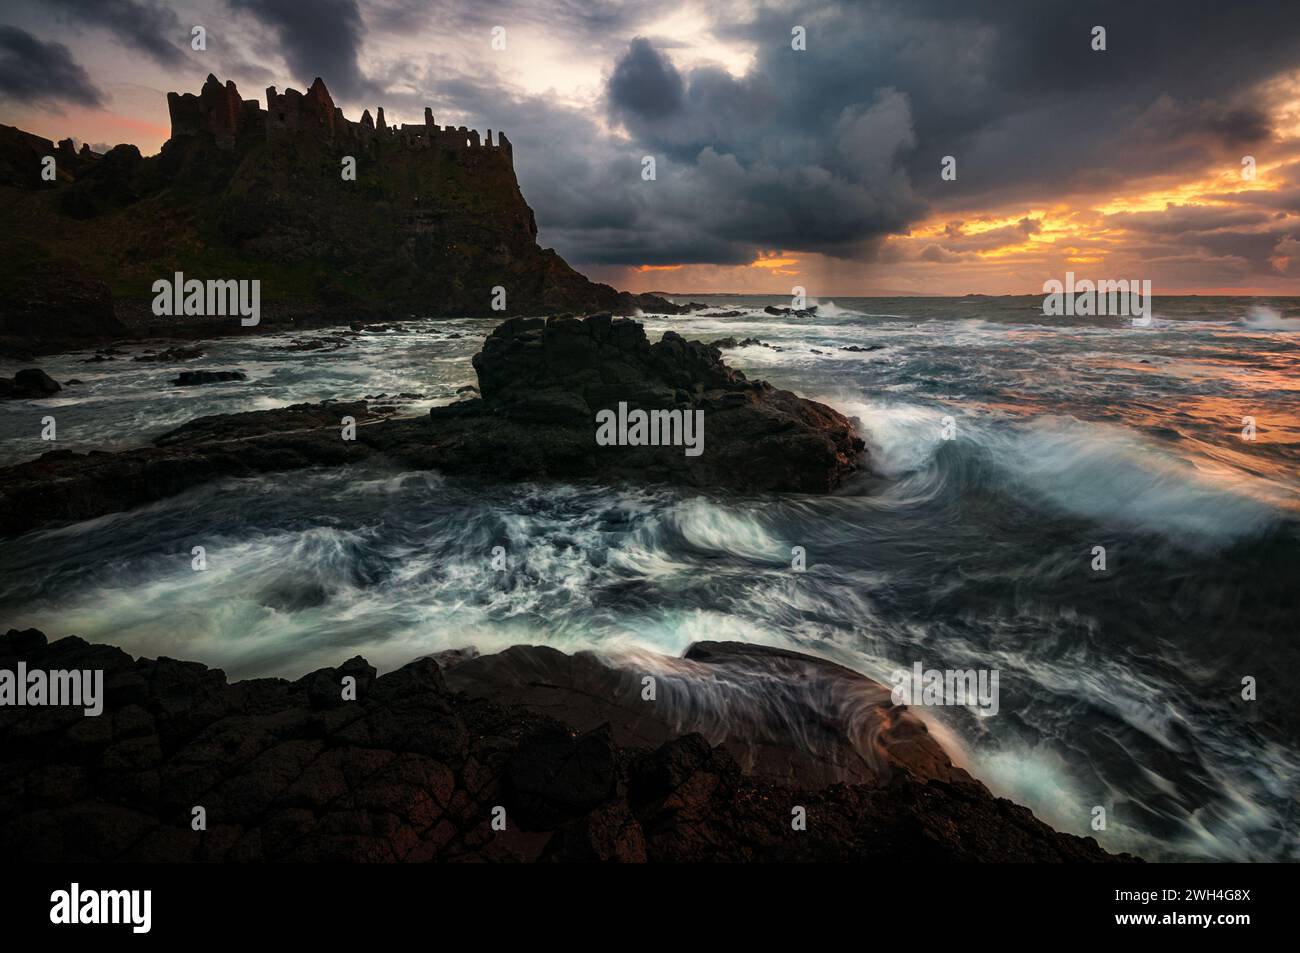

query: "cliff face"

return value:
[0, 74, 669, 346]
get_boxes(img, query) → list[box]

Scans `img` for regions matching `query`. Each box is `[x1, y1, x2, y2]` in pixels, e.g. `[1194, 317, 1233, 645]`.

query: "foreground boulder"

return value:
[445, 314, 864, 491]
[0, 368, 62, 399]
[0, 629, 1132, 863]
[0, 316, 864, 534]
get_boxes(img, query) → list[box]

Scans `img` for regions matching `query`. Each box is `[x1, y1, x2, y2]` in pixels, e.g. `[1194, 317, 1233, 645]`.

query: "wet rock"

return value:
[275, 337, 348, 351]
[710, 336, 769, 349]
[841, 344, 884, 353]
[133, 346, 205, 362]
[0, 368, 62, 399]
[447, 641, 973, 790]
[173, 370, 247, 386]
[0, 629, 1135, 863]
[507, 723, 618, 827]
[0, 317, 862, 534]
[453, 314, 863, 491]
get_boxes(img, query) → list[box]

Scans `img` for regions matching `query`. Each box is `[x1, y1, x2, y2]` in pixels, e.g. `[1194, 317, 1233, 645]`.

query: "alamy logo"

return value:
[1042, 271, 1151, 324]
[890, 661, 1000, 716]
[0, 664, 103, 716]
[595, 402, 704, 457]
[50, 883, 151, 933]
[152, 271, 260, 326]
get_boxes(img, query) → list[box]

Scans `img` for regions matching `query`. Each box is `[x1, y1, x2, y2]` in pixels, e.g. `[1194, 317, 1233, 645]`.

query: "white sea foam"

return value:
[1237, 305, 1300, 330]
[826, 397, 1286, 546]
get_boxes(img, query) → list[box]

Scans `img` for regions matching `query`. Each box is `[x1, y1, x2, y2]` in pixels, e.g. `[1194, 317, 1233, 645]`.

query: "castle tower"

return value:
[305, 77, 337, 136]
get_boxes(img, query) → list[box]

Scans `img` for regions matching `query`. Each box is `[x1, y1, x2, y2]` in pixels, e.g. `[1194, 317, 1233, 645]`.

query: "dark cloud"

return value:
[0, 25, 103, 108]
[228, 0, 368, 97]
[608, 38, 683, 118]
[563, 0, 1300, 269]
[367, 0, 645, 56]
[1106, 205, 1278, 237]
[1103, 204, 1299, 276]
[599, 32, 927, 263]
[46, 0, 186, 66]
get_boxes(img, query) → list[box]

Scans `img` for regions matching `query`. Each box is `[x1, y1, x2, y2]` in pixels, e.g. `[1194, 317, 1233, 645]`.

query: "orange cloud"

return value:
[749, 256, 800, 269]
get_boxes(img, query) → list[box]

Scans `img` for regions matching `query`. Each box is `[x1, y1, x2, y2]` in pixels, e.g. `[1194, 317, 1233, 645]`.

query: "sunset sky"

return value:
[3, 0, 1300, 295]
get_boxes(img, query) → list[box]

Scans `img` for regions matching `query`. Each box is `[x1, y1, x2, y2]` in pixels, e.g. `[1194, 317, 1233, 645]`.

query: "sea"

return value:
[1, 294, 1297, 861]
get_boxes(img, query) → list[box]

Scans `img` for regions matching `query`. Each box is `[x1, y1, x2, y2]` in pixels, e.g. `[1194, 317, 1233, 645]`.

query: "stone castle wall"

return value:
[167, 74, 512, 161]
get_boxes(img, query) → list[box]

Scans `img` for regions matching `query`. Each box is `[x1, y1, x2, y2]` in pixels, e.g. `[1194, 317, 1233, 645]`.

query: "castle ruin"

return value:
[166, 74, 512, 161]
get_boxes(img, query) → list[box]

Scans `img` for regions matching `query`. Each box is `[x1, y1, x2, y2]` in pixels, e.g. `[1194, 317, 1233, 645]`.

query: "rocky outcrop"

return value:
[0, 124, 100, 188]
[0, 629, 1132, 863]
[133, 346, 205, 362]
[0, 368, 61, 399]
[172, 370, 247, 386]
[0, 317, 864, 535]
[452, 314, 863, 490]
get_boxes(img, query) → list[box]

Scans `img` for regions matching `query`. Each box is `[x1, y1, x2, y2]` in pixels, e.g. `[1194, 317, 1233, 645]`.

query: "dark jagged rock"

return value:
[0, 368, 61, 399]
[453, 314, 863, 489]
[841, 344, 885, 353]
[172, 370, 247, 386]
[0, 629, 1134, 863]
[0, 401, 376, 534]
[275, 337, 349, 352]
[444, 642, 972, 790]
[133, 346, 205, 362]
[765, 305, 818, 317]
[0, 124, 101, 189]
[710, 336, 766, 349]
[0, 316, 864, 535]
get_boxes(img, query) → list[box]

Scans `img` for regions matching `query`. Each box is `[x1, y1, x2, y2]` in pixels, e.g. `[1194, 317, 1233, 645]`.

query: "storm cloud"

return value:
[44, 0, 186, 67]
[228, 0, 368, 98]
[0, 25, 102, 109]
